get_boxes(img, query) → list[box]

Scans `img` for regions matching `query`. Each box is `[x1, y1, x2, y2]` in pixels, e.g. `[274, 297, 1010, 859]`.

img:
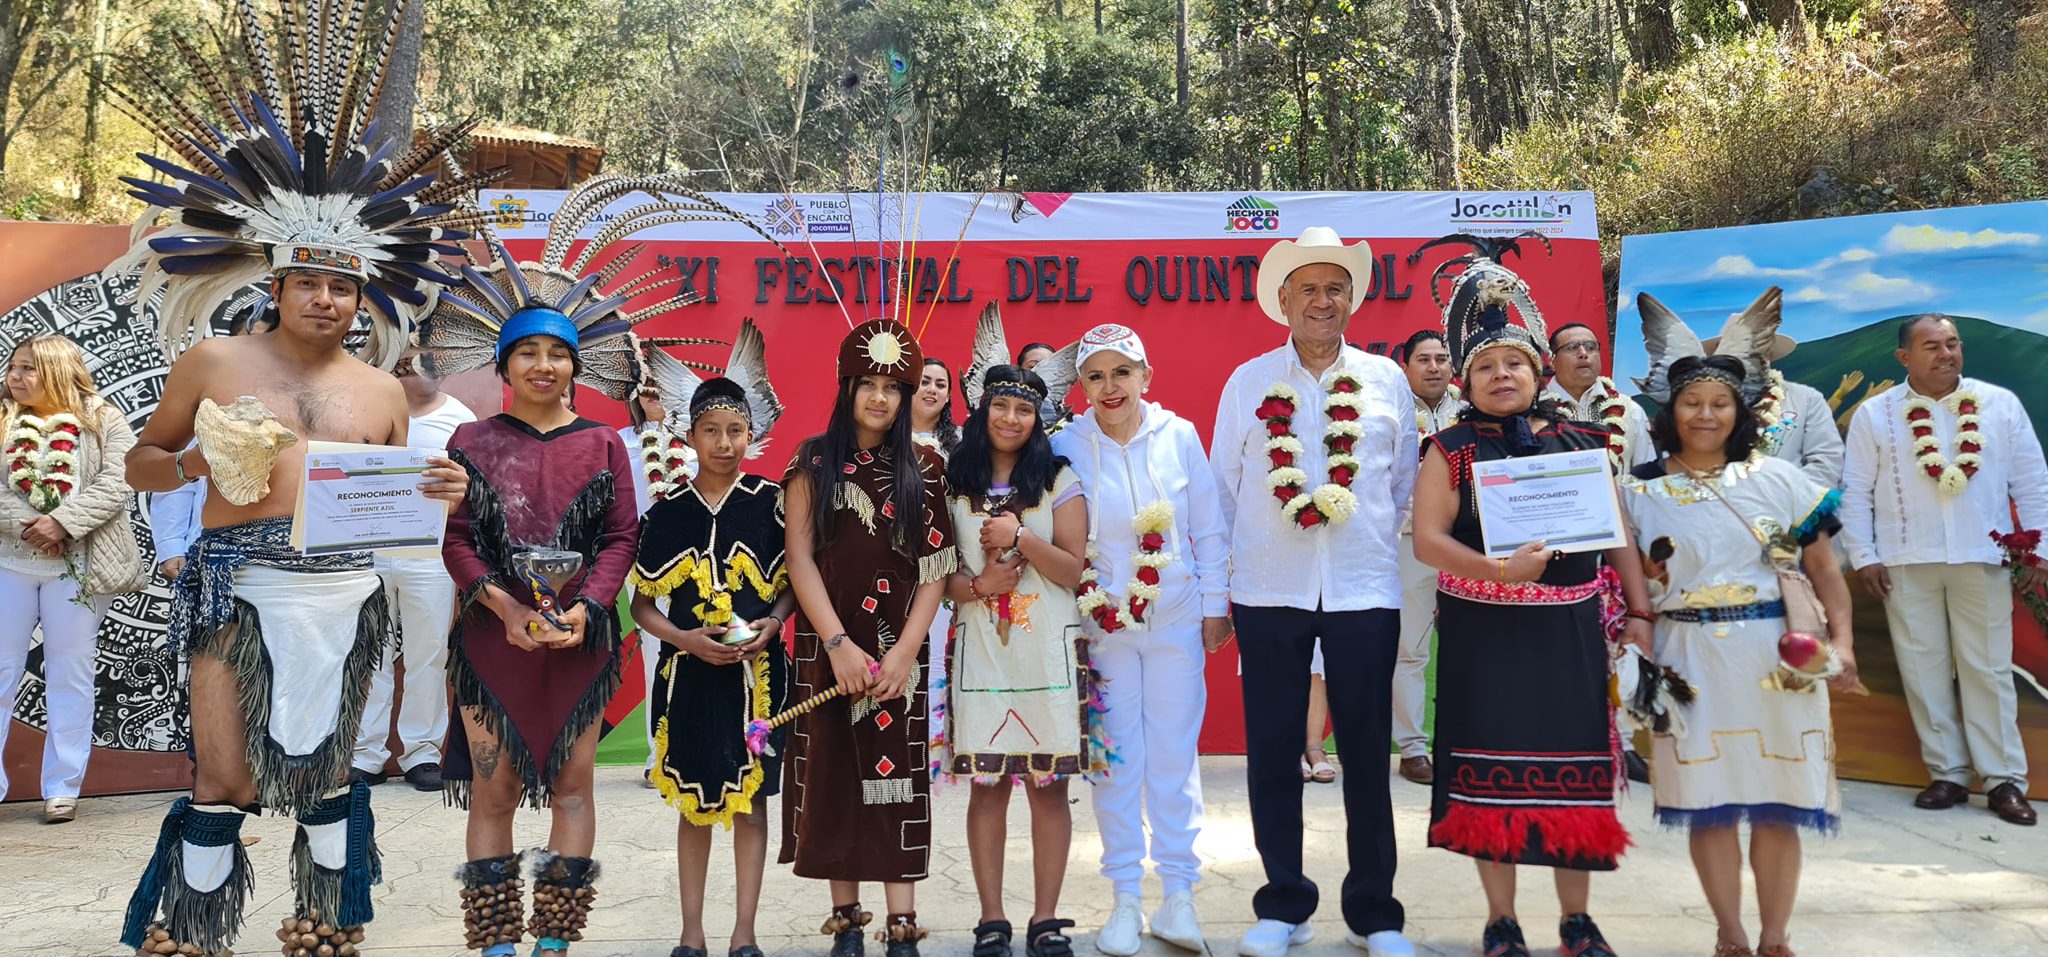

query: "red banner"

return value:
[503, 190, 1606, 753]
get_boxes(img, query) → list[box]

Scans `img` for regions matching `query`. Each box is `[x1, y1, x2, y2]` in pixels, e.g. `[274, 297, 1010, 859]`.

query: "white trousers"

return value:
[1088, 617, 1206, 897]
[1392, 534, 1435, 758]
[1884, 562, 2030, 790]
[0, 568, 111, 799]
[352, 556, 454, 771]
[640, 589, 667, 770]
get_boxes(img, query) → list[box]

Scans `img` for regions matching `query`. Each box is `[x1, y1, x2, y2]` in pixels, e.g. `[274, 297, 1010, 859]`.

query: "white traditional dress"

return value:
[943, 467, 1101, 784]
[1622, 454, 1843, 832]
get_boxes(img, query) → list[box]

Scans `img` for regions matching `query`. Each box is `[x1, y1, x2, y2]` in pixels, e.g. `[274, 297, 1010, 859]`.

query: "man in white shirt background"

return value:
[1841, 314, 2043, 827]
[149, 475, 204, 583]
[1390, 330, 1462, 786]
[1210, 227, 1414, 957]
[1543, 322, 1656, 471]
[351, 348, 474, 789]
[617, 384, 691, 785]
[1543, 320, 1656, 782]
[1701, 324, 1843, 486]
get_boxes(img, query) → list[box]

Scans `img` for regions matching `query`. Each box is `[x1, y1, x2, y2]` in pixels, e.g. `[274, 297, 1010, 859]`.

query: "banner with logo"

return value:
[0, 193, 1601, 799]
[492, 190, 1604, 758]
[1614, 201, 2048, 798]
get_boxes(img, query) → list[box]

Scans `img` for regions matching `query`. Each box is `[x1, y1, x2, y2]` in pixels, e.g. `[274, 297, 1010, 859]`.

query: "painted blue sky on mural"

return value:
[1614, 201, 2048, 387]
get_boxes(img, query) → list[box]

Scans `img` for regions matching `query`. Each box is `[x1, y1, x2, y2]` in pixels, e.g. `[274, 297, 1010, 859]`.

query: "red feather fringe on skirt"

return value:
[1429, 802, 1632, 867]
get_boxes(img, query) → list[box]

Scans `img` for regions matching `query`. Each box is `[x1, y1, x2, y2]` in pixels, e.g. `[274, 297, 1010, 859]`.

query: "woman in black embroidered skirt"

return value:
[1411, 242, 1654, 957]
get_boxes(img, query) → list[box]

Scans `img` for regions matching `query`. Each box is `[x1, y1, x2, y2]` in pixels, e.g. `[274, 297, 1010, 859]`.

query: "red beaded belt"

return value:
[1438, 564, 1625, 641]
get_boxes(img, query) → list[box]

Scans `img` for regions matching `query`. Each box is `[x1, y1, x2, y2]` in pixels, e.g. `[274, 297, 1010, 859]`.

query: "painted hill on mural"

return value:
[1775, 314, 2048, 441]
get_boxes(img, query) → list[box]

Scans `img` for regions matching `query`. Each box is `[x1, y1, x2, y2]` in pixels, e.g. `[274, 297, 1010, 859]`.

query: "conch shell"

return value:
[194, 396, 298, 506]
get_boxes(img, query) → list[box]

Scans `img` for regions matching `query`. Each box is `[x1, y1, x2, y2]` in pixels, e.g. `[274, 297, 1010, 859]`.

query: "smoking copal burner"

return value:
[513, 546, 585, 632]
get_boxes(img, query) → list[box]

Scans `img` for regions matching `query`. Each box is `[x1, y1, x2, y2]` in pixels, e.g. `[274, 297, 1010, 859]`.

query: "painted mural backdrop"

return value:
[1615, 201, 2048, 797]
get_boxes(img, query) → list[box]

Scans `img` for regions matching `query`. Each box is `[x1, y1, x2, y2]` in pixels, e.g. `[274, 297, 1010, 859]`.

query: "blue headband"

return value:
[496, 306, 579, 358]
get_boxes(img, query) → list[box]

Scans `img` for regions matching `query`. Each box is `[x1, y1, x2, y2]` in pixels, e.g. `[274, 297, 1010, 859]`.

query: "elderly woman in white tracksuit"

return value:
[1050, 324, 1231, 957]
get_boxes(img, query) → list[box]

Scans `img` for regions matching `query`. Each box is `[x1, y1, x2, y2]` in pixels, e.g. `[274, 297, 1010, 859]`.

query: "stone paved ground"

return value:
[4, 757, 2045, 957]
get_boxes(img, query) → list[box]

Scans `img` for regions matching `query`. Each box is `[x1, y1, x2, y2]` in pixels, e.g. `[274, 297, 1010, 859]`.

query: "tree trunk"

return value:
[1950, 0, 2024, 81]
[0, 3, 78, 184]
[1175, 0, 1191, 107]
[1754, 0, 1806, 36]
[1406, 0, 1465, 188]
[371, 0, 427, 157]
[1622, 0, 1680, 71]
[1094, 0, 1104, 33]
[76, 0, 110, 211]
[1443, 0, 1464, 188]
[0, 1, 37, 182]
[1294, 51, 1312, 186]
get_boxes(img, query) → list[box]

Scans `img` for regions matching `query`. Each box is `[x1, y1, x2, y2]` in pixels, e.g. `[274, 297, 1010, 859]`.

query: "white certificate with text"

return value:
[1471, 448, 1627, 559]
[294, 442, 448, 557]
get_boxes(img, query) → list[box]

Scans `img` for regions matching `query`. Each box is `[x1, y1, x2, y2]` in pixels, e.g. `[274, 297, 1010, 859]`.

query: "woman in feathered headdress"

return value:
[780, 318, 957, 957]
[1408, 235, 1655, 957]
[421, 175, 774, 957]
[1619, 354, 1860, 957]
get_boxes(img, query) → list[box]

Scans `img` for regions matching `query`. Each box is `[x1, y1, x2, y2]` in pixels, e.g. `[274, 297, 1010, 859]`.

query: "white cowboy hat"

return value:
[1255, 226, 1374, 326]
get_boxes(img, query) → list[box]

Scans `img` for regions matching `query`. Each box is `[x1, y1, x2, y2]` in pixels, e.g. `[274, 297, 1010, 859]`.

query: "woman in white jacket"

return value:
[0, 335, 144, 823]
[1050, 324, 1231, 957]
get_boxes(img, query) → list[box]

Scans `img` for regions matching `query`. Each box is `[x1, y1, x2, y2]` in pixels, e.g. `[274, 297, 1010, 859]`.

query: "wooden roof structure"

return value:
[443, 122, 606, 189]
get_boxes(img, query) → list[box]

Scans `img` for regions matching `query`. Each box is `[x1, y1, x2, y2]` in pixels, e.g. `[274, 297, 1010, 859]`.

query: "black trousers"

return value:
[1233, 602, 1405, 935]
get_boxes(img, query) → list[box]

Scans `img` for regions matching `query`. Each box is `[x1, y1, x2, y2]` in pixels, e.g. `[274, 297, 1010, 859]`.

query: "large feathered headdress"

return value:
[415, 172, 781, 400]
[643, 317, 784, 456]
[110, 0, 495, 370]
[1634, 287, 1785, 404]
[1411, 232, 1553, 377]
[960, 301, 1078, 425]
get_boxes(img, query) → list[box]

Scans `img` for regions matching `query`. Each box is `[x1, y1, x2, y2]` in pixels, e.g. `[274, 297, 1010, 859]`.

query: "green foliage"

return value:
[3, 0, 2041, 257]
[1468, 12, 2048, 268]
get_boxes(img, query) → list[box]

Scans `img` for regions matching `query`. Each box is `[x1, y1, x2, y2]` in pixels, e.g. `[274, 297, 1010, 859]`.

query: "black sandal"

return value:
[1482, 916, 1531, 957]
[1025, 918, 1075, 957]
[881, 913, 927, 957]
[972, 920, 1013, 957]
[670, 948, 708, 957]
[1559, 913, 1617, 957]
[729, 946, 765, 957]
[823, 903, 871, 957]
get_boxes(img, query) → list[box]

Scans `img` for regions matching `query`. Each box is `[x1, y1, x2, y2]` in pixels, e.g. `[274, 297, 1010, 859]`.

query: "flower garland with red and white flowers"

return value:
[1593, 377, 1633, 467]
[1416, 383, 1462, 435]
[1752, 371, 1788, 454]
[1258, 374, 1364, 529]
[1905, 389, 1984, 496]
[639, 426, 693, 501]
[1076, 500, 1176, 632]
[6, 412, 80, 514]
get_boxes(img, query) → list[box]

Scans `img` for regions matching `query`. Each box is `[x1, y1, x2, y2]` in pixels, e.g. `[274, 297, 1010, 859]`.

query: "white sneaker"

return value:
[1238, 919, 1313, 957]
[1149, 890, 1205, 952]
[1343, 930, 1415, 957]
[1096, 893, 1144, 956]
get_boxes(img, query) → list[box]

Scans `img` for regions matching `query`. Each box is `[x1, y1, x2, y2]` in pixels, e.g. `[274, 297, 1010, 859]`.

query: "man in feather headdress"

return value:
[113, 3, 478, 955]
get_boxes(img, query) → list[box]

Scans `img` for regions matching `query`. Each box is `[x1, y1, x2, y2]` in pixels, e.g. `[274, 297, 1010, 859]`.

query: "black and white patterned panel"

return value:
[1, 268, 263, 752]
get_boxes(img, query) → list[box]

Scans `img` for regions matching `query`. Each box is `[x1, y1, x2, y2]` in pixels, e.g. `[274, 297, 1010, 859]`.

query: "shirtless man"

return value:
[121, 267, 468, 956]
